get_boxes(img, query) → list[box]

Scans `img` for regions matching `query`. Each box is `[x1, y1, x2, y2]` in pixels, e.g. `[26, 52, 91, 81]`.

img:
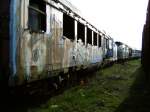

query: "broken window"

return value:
[77, 22, 85, 44]
[87, 28, 92, 45]
[63, 13, 75, 40]
[28, 0, 46, 32]
[93, 32, 97, 46]
[98, 35, 101, 47]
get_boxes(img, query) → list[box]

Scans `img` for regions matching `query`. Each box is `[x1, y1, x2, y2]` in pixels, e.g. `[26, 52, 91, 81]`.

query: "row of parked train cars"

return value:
[1, 0, 141, 91]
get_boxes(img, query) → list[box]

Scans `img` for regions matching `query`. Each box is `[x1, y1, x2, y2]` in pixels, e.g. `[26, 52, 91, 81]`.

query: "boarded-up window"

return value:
[87, 28, 92, 45]
[28, 0, 46, 32]
[63, 13, 75, 40]
[94, 32, 97, 46]
[77, 22, 85, 44]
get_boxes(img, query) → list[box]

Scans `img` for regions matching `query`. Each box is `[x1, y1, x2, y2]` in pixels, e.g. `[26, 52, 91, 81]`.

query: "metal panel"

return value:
[9, 0, 104, 86]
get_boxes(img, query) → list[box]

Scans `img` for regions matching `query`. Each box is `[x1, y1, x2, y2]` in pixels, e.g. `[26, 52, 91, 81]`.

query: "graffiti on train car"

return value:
[8, 0, 140, 87]
[9, 2, 65, 84]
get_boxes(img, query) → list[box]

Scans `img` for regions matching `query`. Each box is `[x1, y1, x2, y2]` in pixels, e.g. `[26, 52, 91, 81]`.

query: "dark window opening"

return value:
[129, 48, 132, 56]
[28, 0, 46, 32]
[87, 28, 92, 45]
[77, 22, 85, 44]
[63, 13, 75, 40]
[98, 35, 101, 47]
[104, 38, 106, 47]
[94, 32, 97, 46]
[106, 39, 109, 49]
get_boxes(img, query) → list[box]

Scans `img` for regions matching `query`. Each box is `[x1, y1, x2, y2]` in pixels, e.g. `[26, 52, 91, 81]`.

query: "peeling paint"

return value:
[9, 0, 104, 86]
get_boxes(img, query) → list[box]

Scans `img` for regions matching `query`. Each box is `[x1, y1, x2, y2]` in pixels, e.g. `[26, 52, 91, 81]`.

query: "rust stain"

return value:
[10, 0, 104, 85]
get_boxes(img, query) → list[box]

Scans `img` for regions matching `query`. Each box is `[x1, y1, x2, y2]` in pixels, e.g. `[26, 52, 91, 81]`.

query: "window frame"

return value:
[98, 35, 101, 47]
[87, 27, 92, 45]
[77, 21, 85, 44]
[28, 0, 46, 33]
[63, 13, 75, 41]
[93, 32, 97, 46]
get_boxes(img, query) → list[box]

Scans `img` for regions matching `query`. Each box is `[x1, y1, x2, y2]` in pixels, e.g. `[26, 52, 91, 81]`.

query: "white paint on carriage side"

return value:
[69, 0, 149, 50]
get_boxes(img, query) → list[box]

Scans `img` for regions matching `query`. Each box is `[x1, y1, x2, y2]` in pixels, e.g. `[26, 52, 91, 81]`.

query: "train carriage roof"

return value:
[44, 0, 81, 16]
[45, 0, 105, 36]
[59, 0, 81, 15]
[115, 41, 123, 46]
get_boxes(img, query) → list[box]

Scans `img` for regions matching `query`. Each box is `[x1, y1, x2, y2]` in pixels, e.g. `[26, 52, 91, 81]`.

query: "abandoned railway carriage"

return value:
[0, 0, 140, 89]
[0, 0, 111, 87]
[115, 42, 130, 60]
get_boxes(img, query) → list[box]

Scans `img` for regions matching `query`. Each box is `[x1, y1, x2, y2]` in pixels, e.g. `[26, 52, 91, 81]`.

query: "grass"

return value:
[26, 59, 143, 112]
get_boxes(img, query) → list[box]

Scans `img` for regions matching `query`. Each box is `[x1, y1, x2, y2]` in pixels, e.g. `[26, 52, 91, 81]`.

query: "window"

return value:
[98, 35, 101, 47]
[106, 38, 109, 49]
[87, 28, 92, 45]
[77, 22, 85, 44]
[109, 39, 113, 49]
[28, 0, 46, 32]
[63, 13, 75, 40]
[93, 32, 97, 46]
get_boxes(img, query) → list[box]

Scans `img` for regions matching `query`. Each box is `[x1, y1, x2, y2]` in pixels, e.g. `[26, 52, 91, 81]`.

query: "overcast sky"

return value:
[69, 0, 148, 50]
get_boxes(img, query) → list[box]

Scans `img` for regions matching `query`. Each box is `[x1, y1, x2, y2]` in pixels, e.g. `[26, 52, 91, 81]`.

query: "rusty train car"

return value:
[0, 0, 140, 91]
